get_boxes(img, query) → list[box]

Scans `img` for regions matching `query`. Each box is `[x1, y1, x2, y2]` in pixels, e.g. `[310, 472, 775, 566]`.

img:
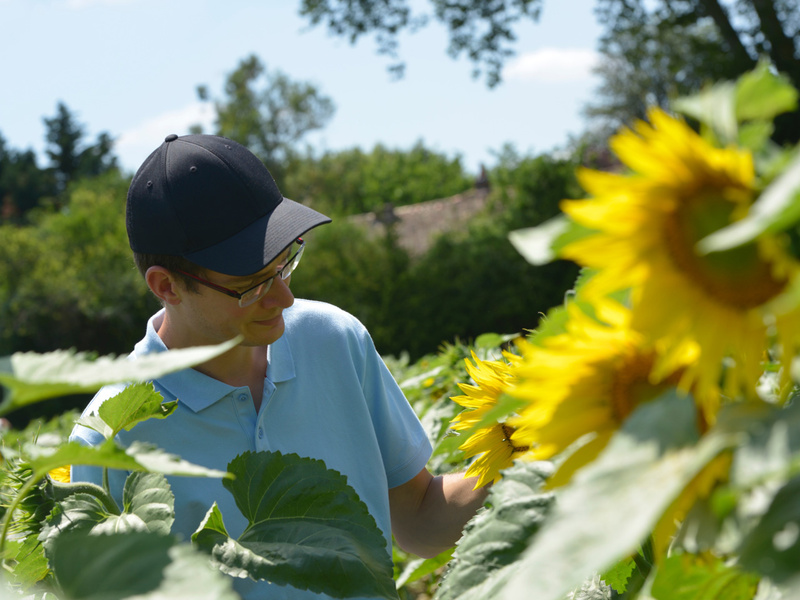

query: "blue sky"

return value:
[1, 0, 603, 176]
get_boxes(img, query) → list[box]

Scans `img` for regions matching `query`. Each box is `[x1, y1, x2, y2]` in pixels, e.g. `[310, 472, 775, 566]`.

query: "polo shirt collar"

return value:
[131, 310, 296, 413]
[267, 332, 295, 383]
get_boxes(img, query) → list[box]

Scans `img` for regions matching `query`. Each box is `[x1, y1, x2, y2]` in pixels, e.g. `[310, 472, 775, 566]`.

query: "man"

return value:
[70, 134, 487, 599]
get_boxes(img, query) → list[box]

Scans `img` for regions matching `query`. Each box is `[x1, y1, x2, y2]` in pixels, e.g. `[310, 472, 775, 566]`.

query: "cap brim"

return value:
[184, 198, 331, 275]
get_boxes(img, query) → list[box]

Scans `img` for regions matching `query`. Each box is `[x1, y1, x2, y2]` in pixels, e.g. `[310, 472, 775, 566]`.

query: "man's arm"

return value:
[388, 467, 489, 558]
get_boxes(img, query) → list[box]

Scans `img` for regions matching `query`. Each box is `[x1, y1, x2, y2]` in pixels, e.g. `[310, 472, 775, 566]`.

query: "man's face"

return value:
[173, 246, 297, 348]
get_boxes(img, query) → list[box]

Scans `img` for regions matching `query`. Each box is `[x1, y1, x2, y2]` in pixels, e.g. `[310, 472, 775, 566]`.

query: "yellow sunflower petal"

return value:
[48, 466, 71, 484]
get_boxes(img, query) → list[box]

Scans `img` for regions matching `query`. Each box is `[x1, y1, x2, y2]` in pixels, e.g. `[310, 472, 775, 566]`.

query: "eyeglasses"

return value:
[175, 239, 305, 308]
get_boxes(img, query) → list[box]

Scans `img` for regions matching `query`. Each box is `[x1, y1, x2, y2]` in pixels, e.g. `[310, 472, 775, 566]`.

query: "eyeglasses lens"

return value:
[238, 242, 305, 308]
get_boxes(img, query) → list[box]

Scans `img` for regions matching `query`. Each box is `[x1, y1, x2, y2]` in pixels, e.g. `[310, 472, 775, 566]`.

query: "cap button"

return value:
[164, 134, 179, 143]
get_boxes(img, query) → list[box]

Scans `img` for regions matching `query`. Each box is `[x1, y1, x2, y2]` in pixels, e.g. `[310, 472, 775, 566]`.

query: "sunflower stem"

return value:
[102, 466, 109, 498]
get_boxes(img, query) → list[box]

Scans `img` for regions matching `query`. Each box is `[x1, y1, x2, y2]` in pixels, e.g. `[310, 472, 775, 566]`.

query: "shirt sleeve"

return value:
[353, 319, 433, 489]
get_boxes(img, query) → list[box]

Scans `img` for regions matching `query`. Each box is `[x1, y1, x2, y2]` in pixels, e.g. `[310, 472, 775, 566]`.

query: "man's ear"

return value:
[145, 266, 183, 305]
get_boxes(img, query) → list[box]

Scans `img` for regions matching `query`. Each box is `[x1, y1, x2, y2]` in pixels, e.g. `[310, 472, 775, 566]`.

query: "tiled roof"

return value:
[348, 187, 492, 257]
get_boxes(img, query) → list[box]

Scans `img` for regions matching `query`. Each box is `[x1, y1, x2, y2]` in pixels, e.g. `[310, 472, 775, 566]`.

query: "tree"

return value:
[42, 102, 118, 195]
[283, 141, 473, 216]
[0, 132, 57, 222]
[587, 0, 800, 142]
[298, 0, 542, 87]
[195, 54, 335, 186]
[0, 171, 157, 357]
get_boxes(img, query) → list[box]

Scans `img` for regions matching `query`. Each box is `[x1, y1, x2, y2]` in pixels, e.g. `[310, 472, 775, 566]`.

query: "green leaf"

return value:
[131, 542, 240, 600]
[697, 149, 800, 253]
[651, 552, 759, 600]
[735, 62, 798, 123]
[738, 120, 774, 152]
[26, 440, 145, 476]
[727, 398, 800, 495]
[673, 81, 738, 145]
[193, 503, 230, 544]
[0, 337, 241, 416]
[77, 383, 177, 441]
[508, 215, 594, 266]
[434, 461, 554, 600]
[48, 530, 174, 600]
[193, 451, 398, 599]
[739, 475, 800, 582]
[499, 390, 738, 600]
[4, 536, 50, 590]
[395, 547, 454, 590]
[473, 332, 517, 352]
[40, 493, 118, 553]
[23, 439, 228, 480]
[125, 442, 231, 479]
[122, 472, 174, 536]
[602, 557, 636, 594]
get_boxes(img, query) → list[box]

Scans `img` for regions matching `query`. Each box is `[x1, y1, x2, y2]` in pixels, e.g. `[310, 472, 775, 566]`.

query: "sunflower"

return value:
[450, 351, 528, 488]
[507, 301, 698, 486]
[48, 465, 71, 483]
[559, 108, 800, 417]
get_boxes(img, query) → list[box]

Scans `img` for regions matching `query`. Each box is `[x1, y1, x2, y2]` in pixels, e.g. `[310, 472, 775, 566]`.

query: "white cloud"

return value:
[504, 48, 600, 82]
[115, 102, 215, 171]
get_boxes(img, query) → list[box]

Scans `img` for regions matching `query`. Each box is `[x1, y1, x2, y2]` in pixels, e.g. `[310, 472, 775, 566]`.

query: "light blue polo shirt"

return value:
[70, 299, 432, 600]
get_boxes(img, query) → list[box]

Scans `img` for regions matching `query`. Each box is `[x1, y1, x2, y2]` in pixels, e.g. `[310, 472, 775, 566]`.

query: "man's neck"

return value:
[155, 310, 267, 389]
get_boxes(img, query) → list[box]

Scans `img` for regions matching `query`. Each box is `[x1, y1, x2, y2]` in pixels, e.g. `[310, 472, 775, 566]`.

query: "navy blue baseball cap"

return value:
[126, 134, 331, 276]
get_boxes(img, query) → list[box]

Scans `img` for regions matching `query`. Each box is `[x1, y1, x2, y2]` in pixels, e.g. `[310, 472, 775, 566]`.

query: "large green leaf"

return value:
[0, 337, 241, 415]
[508, 215, 595, 266]
[651, 552, 759, 600]
[3, 537, 49, 590]
[739, 475, 800, 583]
[46, 528, 239, 600]
[40, 493, 120, 552]
[26, 440, 146, 476]
[23, 439, 228, 480]
[77, 383, 177, 441]
[722, 397, 800, 564]
[46, 472, 174, 540]
[697, 150, 800, 254]
[727, 400, 800, 492]
[193, 451, 398, 599]
[434, 461, 554, 600]
[121, 472, 174, 536]
[48, 530, 174, 600]
[499, 391, 737, 600]
[127, 543, 240, 600]
[735, 62, 799, 123]
[395, 547, 454, 590]
[673, 81, 738, 145]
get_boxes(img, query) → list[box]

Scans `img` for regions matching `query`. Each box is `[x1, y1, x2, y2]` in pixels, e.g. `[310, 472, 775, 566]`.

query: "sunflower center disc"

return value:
[662, 193, 787, 309]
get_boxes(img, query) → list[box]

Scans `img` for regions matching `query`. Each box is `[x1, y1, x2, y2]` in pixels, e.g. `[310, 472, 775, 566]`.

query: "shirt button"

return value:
[258, 427, 264, 439]
[238, 394, 247, 402]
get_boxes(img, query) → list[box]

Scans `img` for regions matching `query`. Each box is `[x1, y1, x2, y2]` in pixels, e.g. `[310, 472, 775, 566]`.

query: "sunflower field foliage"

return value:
[3, 62, 800, 600]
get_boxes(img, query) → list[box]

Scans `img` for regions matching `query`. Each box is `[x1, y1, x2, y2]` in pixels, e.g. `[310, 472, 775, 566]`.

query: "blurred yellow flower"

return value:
[48, 466, 70, 483]
[450, 352, 527, 488]
[560, 108, 800, 418]
[508, 301, 699, 486]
